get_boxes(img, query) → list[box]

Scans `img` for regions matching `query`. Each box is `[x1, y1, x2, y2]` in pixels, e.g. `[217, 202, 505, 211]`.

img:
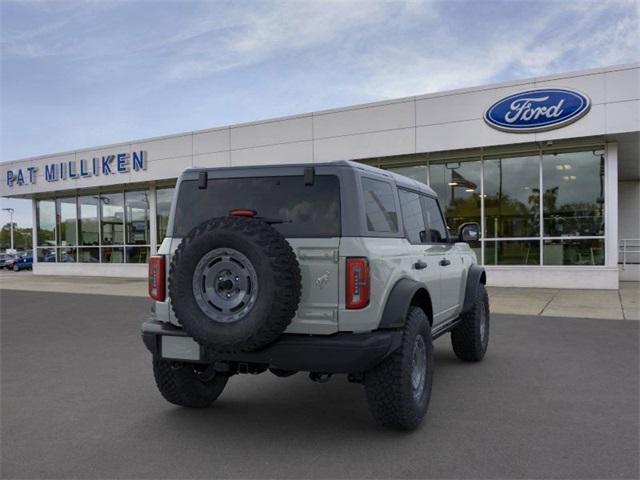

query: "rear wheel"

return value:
[364, 306, 433, 430]
[152, 359, 228, 408]
[451, 283, 489, 362]
[13, 264, 19, 272]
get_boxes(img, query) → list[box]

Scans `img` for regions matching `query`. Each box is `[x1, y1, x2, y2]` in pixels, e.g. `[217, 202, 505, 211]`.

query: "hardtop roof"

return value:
[185, 160, 437, 197]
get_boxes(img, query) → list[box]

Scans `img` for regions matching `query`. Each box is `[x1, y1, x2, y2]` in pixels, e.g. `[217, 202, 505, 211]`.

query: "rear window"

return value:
[172, 175, 341, 237]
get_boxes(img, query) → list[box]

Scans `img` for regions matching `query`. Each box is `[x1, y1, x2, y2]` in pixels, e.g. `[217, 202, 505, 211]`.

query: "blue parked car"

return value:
[12, 252, 33, 272]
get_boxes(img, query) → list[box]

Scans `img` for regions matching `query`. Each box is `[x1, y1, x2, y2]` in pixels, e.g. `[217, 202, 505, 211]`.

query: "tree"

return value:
[0, 223, 32, 251]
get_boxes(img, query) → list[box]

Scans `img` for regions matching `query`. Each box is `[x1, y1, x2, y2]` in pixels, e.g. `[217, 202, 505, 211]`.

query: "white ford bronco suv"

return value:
[142, 161, 489, 430]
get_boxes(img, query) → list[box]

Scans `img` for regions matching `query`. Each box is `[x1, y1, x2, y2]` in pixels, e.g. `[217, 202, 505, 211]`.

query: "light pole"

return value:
[2, 207, 15, 251]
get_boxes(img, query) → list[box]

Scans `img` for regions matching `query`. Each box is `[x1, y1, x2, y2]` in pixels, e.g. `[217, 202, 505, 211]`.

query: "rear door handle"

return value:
[439, 258, 451, 267]
[413, 260, 427, 270]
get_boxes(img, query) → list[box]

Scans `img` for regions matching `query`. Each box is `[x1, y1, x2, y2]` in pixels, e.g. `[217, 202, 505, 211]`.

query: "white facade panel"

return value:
[230, 115, 312, 150]
[34, 262, 147, 278]
[606, 68, 640, 103]
[193, 128, 230, 155]
[535, 104, 607, 142]
[416, 119, 521, 152]
[130, 156, 192, 182]
[486, 267, 619, 289]
[193, 151, 230, 168]
[130, 134, 192, 161]
[230, 140, 313, 166]
[605, 100, 640, 134]
[314, 128, 415, 162]
[534, 72, 606, 105]
[415, 84, 534, 126]
[313, 101, 415, 139]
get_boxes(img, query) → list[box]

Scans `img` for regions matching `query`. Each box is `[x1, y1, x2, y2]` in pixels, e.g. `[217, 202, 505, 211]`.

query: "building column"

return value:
[31, 198, 38, 270]
[149, 185, 157, 255]
[605, 142, 619, 274]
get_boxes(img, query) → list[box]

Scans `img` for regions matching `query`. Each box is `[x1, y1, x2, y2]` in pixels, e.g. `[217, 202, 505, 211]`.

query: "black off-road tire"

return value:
[152, 359, 228, 408]
[364, 307, 433, 430]
[170, 216, 301, 353]
[451, 283, 490, 362]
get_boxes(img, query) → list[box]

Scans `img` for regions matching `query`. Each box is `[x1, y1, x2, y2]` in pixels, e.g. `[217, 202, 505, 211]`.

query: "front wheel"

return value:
[364, 306, 433, 430]
[152, 359, 228, 408]
[451, 283, 490, 362]
[13, 264, 19, 272]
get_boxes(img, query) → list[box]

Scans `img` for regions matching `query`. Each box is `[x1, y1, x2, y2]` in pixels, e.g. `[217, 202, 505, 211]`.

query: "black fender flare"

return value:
[378, 278, 432, 329]
[461, 265, 486, 314]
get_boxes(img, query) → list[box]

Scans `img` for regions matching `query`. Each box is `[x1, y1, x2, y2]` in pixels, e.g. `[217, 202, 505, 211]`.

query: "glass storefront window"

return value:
[156, 187, 174, 242]
[58, 247, 77, 263]
[101, 247, 124, 263]
[37, 246, 56, 262]
[126, 246, 150, 263]
[78, 247, 99, 263]
[542, 150, 605, 237]
[100, 193, 124, 245]
[34, 189, 156, 264]
[388, 165, 428, 185]
[56, 197, 77, 246]
[78, 195, 100, 246]
[543, 239, 604, 265]
[36, 200, 56, 246]
[125, 190, 150, 245]
[429, 160, 481, 233]
[484, 240, 540, 266]
[484, 155, 540, 238]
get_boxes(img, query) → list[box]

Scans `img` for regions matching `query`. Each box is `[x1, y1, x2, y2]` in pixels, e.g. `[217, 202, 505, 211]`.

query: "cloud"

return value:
[352, 0, 640, 99]
[163, 1, 400, 80]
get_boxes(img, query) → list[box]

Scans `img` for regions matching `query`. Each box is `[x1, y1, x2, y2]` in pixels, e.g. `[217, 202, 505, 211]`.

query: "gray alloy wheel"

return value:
[192, 248, 259, 324]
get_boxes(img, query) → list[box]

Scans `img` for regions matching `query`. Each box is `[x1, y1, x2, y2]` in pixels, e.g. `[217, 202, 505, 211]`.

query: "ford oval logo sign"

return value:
[484, 88, 591, 133]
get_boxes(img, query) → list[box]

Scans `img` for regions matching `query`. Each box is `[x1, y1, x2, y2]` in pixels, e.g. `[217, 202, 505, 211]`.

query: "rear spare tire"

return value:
[169, 216, 301, 352]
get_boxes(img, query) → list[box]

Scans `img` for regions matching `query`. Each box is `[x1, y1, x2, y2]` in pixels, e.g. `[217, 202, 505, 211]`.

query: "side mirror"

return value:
[458, 222, 480, 243]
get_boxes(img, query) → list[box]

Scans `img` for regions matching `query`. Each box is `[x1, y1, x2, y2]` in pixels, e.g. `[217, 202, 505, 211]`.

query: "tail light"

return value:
[149, 255, 165, 301]
[346, 257, 369, 309]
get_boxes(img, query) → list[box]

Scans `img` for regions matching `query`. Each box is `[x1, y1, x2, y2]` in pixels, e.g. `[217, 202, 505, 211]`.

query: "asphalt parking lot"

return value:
[1, 290, 638, 479]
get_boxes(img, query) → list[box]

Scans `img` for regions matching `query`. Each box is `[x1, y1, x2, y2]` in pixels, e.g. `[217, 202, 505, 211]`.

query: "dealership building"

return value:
[1, 63, 638, 289]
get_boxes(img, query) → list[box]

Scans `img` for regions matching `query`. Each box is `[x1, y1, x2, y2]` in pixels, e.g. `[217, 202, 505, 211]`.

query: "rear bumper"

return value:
[141, 320, 402, 374]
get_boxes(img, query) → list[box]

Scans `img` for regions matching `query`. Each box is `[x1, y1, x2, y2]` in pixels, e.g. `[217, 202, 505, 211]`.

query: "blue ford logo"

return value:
[484, 88, 591, 132]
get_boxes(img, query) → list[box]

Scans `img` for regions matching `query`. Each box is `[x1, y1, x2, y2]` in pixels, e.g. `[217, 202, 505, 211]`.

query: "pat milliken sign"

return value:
[484, 88, 591, 133]
[5, 150, 147, 187]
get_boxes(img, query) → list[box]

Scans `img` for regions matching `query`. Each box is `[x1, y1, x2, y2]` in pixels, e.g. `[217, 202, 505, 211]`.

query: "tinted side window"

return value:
[361, 178, 398, 233]
[399, 189, 427, 244]
[421, 196, 448, 243]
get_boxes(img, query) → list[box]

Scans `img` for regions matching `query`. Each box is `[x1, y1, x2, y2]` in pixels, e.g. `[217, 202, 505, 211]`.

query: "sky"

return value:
[1, 0, 639, 227]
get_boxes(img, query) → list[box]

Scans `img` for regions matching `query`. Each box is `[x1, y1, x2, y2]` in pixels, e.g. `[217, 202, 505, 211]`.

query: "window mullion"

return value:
[539, 149, 544, 266]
